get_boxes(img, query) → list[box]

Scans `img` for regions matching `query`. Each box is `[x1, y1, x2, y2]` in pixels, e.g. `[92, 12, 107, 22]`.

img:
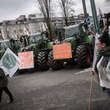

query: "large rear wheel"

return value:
[37, 51, 49, 71]
[48, 51, 64, 70]
[76, 45, 91, 68]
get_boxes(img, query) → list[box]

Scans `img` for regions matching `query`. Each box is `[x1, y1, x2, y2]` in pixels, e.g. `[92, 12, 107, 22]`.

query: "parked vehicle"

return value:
[48, 23, 94, 70]
[19, 32, 53, 71]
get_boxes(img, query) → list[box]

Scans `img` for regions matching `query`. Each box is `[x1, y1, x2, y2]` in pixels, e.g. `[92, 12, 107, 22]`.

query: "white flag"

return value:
[92, 34, 100, 71]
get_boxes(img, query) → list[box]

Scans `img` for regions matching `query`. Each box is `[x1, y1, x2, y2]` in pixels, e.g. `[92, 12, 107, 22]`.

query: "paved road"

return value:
[0, 66, 110, 110]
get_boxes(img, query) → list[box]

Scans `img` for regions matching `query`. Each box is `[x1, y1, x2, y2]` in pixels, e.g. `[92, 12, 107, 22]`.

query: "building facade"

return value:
[0, 14, 81, 40]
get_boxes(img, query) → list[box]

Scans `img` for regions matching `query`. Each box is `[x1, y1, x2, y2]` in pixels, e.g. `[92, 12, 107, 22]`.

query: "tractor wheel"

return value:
[37, 51, 49, 71]
[48, 51, 64, 70]
[34, 54, 38, 71]
[76, 45, 91, 68]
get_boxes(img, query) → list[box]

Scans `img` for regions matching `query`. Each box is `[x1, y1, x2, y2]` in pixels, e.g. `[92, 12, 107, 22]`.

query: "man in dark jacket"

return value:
[0, 68, 13, 103]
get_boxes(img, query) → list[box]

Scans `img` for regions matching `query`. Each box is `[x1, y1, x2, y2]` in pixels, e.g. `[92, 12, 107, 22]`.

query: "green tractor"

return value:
[48, 23, 94, 70]
[19, 32, 53, 71]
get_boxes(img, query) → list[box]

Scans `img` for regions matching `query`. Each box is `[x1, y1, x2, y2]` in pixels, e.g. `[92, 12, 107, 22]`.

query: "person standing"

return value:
[92, 31, 110, 95]
[0, 68, 14, 103]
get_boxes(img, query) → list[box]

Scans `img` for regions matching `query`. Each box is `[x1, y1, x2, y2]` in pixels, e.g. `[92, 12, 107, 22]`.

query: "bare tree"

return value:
[59, 0, 75, 26]
[37, 0, 54, 41]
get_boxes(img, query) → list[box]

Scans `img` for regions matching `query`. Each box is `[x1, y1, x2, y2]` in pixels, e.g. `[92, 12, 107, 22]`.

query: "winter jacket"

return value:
[97, 47, 110, 88]
[94, 47, 110, 74]
[0, 68, 8, 88]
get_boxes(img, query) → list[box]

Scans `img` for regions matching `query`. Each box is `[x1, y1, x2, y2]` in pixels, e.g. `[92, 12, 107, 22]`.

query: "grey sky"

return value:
[75, 0, 110, 15]
[0, 0, 37, 21]
[0, 0, 110, 22]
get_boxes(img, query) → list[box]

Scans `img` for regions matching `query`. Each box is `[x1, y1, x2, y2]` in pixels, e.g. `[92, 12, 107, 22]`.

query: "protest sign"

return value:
[0, 48, 20, 77]
[53, 43, 72, 60]
[18, 51, 34, 69]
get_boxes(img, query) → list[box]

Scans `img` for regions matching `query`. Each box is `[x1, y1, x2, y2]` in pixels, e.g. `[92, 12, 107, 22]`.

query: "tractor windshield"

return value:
[29, 34, 45, 44]
[64, 24, 79, 38]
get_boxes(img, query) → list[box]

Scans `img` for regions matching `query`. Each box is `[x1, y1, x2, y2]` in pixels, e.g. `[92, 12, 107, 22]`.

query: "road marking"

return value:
[91, 97, 109, 102]
[75, 68, 91, 75]
[47, 104, 66, 109]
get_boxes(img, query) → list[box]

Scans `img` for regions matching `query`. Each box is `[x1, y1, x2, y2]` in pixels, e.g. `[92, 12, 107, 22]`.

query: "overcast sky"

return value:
[0, 0, 110, 22]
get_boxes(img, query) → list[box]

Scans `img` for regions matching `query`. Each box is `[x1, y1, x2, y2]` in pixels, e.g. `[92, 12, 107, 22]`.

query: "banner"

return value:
[53, 43, 72, 60]
[18, 51, 34, 69]
[0, 48, 20, 77]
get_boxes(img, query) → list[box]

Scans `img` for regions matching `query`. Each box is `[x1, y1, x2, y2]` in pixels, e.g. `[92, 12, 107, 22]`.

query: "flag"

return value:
[99, 8, 104, 20]
[92, 34, 100, 83]
[23, 27, 29, 36]
[99, 8, 104, 29]
[12, 31, 18, 40]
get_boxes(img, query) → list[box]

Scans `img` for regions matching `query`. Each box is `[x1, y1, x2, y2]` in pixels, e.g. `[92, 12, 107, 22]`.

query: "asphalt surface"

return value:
[0, 66, 110, 110]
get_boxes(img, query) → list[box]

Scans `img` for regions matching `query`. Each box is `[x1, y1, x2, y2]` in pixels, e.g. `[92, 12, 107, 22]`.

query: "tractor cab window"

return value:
[64, 24, 79, 39]
[29, 34, 46, 44]
[29, 35, 40, 44]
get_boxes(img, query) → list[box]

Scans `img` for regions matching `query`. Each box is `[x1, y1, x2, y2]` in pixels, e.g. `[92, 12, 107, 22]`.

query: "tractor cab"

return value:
[56, 23, 88, 43]
[63, 24, 79, 39]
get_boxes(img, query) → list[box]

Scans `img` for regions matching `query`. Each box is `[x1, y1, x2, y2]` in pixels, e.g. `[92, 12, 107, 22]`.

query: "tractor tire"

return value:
[37, 51, 49, 71]
[76, 45, 91, 68]
[48, 51, 64, 70]
[34, 54, 38, 71]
